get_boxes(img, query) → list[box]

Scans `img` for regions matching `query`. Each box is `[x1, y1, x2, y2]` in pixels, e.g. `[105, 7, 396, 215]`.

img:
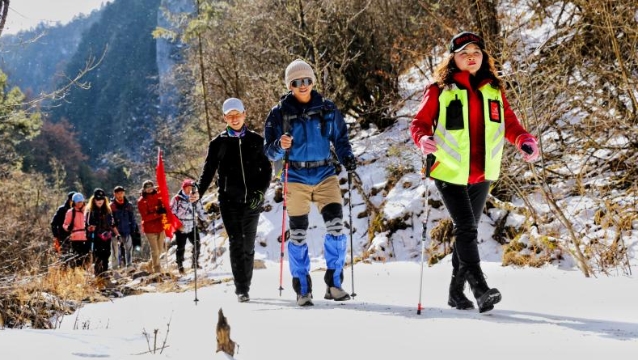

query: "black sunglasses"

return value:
[290, 78, 313, 88]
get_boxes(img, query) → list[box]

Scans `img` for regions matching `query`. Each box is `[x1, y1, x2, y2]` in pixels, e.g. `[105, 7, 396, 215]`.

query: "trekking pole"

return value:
[347, 171, 357, 298]
[211, 209, 217, 267]
[192, 201, 199, 305]
[278, 147, 290, 296]
[417, 154, 433, 315]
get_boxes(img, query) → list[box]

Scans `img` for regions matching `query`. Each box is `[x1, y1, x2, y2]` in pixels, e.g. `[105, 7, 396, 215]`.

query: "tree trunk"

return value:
[0, 0, 10, 37]
[472, 0, 501, 56]
[216, 308, 236, 356]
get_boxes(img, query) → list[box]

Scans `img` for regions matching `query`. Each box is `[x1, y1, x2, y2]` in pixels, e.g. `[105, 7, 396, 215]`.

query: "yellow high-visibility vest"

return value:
[431, 83, 505, 184]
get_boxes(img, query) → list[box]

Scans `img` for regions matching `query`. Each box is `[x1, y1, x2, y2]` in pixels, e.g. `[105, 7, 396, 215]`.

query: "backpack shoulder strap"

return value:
[278, 100, 294, 134]
[69, 209, 76, 232]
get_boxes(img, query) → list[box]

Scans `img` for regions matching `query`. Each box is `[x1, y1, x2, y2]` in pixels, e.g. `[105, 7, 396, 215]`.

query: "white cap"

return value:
[222, 98, 245, 114]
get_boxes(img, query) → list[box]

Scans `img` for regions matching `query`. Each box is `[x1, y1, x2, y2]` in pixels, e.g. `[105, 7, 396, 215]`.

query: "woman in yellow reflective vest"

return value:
[410, 32, 539, 313]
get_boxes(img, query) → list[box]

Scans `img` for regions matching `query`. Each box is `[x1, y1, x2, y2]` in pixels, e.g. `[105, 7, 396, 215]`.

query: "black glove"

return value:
[343, 155, 357, 172]
[249, 190, 264, 210]
[157, 206, 166, 214]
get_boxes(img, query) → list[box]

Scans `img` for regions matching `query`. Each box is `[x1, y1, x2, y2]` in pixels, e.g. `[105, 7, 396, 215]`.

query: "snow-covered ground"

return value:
[2, 254, 637, 359]
[3, 2, 637, 357]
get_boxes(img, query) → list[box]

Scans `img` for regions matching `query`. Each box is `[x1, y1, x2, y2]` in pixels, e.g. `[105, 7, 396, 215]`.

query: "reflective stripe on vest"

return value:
[432, 84, 505, 184]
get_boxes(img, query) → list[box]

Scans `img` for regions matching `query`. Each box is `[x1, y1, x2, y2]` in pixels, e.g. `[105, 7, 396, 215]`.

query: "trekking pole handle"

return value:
[423, 154, 433, 178]
[521, 143, 534, 155]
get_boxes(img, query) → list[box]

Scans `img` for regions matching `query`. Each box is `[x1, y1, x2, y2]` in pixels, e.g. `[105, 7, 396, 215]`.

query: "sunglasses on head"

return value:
[290, 78, 313, 88]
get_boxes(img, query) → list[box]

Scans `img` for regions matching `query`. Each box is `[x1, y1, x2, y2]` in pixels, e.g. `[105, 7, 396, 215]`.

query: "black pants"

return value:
[434, 180, 491, 268]
[92, 238, 111, 277]
[69, 240, 91, 268]
[220, 201, 260, 294]
[175, 230, 200, 266]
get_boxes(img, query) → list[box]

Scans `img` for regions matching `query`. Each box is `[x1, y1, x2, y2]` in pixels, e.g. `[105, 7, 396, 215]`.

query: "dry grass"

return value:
[0, 266, 102, 329]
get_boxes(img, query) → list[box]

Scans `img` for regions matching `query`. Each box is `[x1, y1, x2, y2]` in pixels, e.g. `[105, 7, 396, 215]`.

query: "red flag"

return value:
[156, 148, 182, 238]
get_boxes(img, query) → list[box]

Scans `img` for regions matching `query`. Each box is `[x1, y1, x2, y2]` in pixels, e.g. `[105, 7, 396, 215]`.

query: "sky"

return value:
[3, 0, 111, 35]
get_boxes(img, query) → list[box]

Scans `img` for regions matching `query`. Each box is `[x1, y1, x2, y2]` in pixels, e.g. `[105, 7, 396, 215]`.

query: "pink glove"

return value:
[419, 136, 437, 155]
[516, 135, 539, 162]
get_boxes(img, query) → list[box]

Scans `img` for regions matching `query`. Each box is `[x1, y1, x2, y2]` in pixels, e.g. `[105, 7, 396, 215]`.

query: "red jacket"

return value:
[137, 190, 165, 234]
[410, 71, 531, 184]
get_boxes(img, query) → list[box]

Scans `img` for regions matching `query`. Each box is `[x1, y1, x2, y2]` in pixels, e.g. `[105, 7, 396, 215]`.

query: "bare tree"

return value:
[0, 0, 9, 37]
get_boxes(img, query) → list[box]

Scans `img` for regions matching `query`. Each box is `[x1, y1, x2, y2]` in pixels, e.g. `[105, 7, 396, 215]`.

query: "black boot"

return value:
[460, 264, 501, 313]
[448, 268, 474, 310]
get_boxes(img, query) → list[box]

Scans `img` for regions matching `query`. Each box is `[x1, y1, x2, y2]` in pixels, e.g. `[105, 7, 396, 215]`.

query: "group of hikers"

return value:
[49, 32, 539, 312]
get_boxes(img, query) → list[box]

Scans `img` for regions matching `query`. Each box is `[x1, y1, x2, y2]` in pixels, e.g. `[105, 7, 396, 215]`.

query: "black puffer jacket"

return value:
[198, 128, 272, 204]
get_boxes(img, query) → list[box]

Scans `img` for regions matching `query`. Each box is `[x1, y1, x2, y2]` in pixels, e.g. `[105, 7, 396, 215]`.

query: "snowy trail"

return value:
[3, 259, 637, 359]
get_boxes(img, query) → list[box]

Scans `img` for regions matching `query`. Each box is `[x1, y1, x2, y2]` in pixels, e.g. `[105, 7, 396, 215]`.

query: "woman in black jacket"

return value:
[197, 97, 272, 302]
[86, 188, 121, 278]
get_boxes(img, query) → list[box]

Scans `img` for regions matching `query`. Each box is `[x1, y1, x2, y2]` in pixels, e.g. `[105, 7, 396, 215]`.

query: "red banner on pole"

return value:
[156, 148, 182, 238]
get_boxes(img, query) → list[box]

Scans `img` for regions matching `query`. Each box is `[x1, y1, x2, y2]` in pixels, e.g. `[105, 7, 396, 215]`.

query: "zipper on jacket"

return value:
[239, 138, 248, 203]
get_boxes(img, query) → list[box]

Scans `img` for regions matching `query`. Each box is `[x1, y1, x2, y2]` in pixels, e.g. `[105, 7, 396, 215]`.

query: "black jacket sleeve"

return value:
[197, 136, 222, 197]
[50, 206, 67, 237]
[255, 136, 273, 194]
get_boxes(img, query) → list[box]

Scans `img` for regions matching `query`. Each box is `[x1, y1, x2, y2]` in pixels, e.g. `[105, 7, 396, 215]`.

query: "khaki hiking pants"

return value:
[146, 232, 164, 273]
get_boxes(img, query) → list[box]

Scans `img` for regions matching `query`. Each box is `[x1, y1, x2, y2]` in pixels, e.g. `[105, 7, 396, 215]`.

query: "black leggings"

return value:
[434, 180, 491, 268]
[220, 201, 261, 294]
[175, 230, 201, 265]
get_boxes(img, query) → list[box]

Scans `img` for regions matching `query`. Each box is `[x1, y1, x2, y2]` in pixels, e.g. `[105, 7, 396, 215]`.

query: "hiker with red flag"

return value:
[137, 180, 167, 274]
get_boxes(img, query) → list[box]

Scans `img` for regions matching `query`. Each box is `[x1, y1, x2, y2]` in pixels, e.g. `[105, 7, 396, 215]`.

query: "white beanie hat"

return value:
[285, 59, 316, 90]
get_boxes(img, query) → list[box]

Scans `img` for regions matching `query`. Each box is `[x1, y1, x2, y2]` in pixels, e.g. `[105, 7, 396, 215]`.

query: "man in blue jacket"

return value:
[265, 59, 357, 306]
[110, 186, 138, 268]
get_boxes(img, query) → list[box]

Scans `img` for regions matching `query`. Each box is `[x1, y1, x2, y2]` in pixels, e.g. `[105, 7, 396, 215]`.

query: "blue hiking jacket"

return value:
[264, 91, 354, 185]
[110, 197, 137, 237]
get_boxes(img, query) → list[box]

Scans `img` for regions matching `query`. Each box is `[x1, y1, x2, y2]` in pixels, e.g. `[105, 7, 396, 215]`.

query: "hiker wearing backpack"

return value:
[137, 180, 166, 274]
[197, 97, 272, 302]
[62, 192, 90, 268]
[86, 188, 121, 278]
[264, 59, 357, 306]
[170, 179, 207, 274]
[110, 185, 137, 269]
[410, 32, 540, 313]
[51, 191, 75, 261]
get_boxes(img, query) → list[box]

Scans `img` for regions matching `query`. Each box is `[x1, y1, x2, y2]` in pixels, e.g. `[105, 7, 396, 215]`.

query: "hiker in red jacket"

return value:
[137, 180, 166, 274]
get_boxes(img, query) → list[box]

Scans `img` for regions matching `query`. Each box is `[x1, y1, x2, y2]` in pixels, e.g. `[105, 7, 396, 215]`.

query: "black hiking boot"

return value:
[178, 263, 185, 275]
[448, 268, 475, 310]
[461, 264, 501, 313]
[237, 293, 250, 303]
